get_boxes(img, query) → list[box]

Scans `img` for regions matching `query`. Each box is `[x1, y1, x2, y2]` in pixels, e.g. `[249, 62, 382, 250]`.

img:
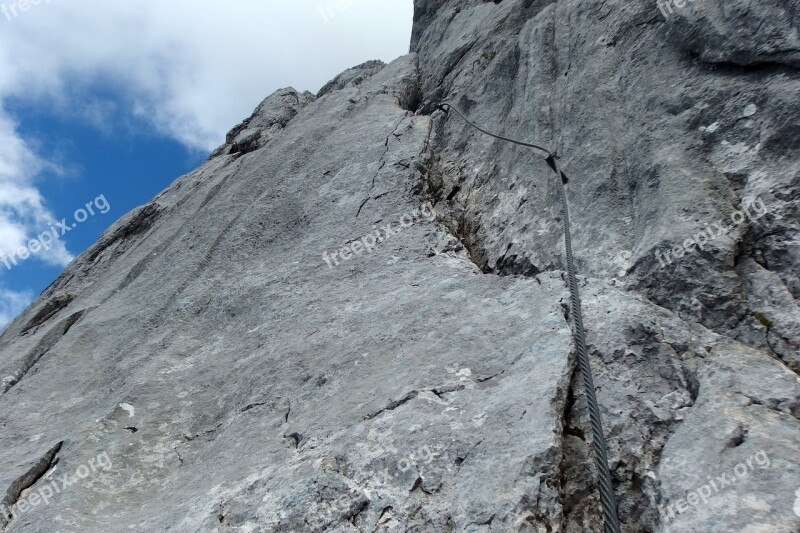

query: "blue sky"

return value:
[1, 95, 205, 309]
[0, 0, 413, 328]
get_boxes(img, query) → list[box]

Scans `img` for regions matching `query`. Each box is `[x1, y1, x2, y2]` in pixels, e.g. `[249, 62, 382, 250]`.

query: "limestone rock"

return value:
[317, 60, 387, 97]
[0, 1, 798, 532]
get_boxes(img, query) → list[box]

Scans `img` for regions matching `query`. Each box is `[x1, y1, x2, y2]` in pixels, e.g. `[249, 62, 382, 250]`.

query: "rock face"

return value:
[0, 1, 798, 532]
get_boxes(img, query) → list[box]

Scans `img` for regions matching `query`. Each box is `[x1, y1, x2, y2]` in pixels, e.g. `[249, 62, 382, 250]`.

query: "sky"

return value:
[0, 0, 414, 329]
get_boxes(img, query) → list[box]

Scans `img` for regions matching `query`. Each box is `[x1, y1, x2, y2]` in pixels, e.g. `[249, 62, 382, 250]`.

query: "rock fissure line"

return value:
[0, 441, 63, 531]
[2, 311, 84, 396]
[357, 116, 409, 218]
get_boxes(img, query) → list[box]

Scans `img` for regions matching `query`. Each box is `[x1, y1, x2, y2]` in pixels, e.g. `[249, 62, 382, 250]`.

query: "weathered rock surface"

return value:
[0, 1, 798, 532]
[317, 60, 388, 98]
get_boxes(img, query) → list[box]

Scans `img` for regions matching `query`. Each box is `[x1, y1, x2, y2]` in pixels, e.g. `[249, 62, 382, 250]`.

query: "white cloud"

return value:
[0, 0, 413, 326]
[0, 287, 34, 330]
[0, 0, 413, 149]
[0, 112, 72, 266]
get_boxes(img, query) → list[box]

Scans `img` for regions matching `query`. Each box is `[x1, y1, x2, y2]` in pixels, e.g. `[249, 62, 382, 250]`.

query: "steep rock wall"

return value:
[0, 1, 798, 532]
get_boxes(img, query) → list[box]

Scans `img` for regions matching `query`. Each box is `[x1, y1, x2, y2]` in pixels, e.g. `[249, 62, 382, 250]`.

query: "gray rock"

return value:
[0, 1, 798, 532]
[209, 88, 316, 158]
[317, 60, 387, 98]
[663, 0, 800, 68]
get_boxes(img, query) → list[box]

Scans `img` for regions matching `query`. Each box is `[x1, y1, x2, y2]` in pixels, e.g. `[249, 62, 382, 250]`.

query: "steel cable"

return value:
[437, 102, 621, 533]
